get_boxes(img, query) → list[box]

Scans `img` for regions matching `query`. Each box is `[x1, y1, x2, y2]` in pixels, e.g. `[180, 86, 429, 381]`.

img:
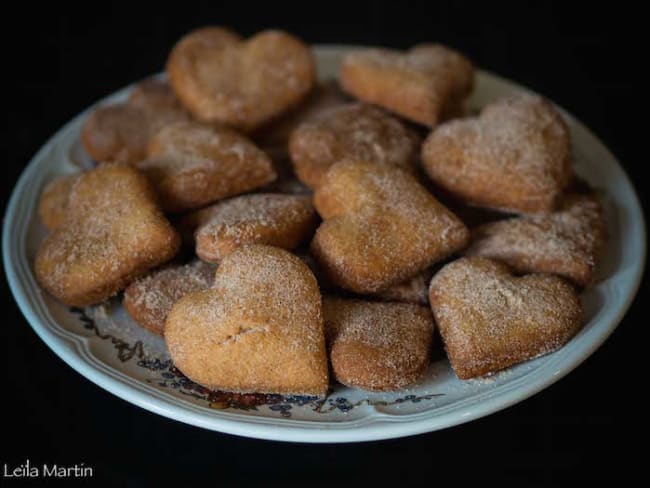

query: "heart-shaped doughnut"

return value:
[465, 194, 606, 286]
[137, 121, 276, 212]
[324, 296, 434, 391]
[167, 27, 315, 131]
[165, 245, 329, 396]
[193, 193, 317, 263]
[339, 44, 474, 126]
[289, 103, 420, 189]
[429, 257, 583, 379]
[311, 160, 469, 293]
[35, 164, 181, 306]
[124, 260, 216, 336]
[421, 93, 573, 213]
[81, 78, 189, 165]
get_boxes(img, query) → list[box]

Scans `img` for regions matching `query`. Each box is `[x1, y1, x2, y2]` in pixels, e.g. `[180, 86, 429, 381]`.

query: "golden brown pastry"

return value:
[339, 44, 474, 126]
[465, 194, 606, 286]
[289, 103, 419, 188]
[421, 93, 573, 213]
[324, 296, 434, 391]
[137, 121, 275, 212]
[81, 78, 189, 165]
[429, 257, 583, 379]
[373, 268, 433, 305]
[311, 160, 469, 293]
[38, 174, 80, 230]
[35, 164, 180, 306]
[253, 80, 348, 152]
[193, 193, 318, 263]
[165, 245, 329, 396]
[123, 260, 216, 335]
[167, 27, 315, 131]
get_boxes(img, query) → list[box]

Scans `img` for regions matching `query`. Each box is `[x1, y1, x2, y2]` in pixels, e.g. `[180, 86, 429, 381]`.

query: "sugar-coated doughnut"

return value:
[339, 44, 473, 126]
[289, 103, 420, 189]
[254, 80, 348, 152]
[167, 27, 315, 131]
[165, 245, 329, 396]
[123, 260, 215, 335]
[373, 268, 433, 305]
[34, 164, 180, 306]
[429, 257, 583, 379]
[81, 78, 189, 165]
[465, 194, 606, 286]
[38, 174, 79, 230]
[311, 160, 469, 293]
[137, 121, 275, 212]
[193, 193, 317, 263]
[323, 296, 433, 391]
[421, 93, 573, 213]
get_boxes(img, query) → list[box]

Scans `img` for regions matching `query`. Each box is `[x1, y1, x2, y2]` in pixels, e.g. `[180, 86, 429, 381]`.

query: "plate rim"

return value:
[3, 44, 647, 443]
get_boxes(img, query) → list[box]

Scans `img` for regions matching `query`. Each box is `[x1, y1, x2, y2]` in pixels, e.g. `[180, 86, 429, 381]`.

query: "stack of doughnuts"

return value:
[35, 27, 606, 397]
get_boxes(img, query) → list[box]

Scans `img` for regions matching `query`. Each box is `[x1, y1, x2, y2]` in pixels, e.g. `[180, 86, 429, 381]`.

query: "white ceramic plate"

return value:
[3, 46, 646, 443]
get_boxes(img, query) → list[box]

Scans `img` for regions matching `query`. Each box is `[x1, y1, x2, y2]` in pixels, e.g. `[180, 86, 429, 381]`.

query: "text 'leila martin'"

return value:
[3, 460, 93, 478]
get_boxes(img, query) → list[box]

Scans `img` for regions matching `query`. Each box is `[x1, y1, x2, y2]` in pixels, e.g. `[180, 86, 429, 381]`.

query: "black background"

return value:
[2, 2, 646, 486]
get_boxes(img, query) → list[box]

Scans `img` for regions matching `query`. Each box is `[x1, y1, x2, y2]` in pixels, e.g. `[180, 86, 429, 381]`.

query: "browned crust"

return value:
[164, 245, 329, 396]
[429, 257, 583, 379]
[310, 160, 469, 293]
[289, 103, 420, 189]
[465, 194, 607, 286]
[194, 194, 318, 263]
[34, 164, 180, 307]
[339, 45, 474, 126]
[421, 94, 573, 214]
[324, 297, 434, 391]
[166, 27, 316, 131]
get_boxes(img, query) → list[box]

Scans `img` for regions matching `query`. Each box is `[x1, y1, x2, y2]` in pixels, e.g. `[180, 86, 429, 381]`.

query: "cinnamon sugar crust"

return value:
[81, 78, 189, 165]
[373, 268, 434, 305]
[165, 245, 329, 396]
[193, 193, 318, 263]
[167, 27, 315, 131]
[339, 44, 474, 126]
[429, 257, 583, 379]
[324, 296, 434, 391]
[38, 174, 80, 230]
[34, 164, 181, 306]
[422, 93, 573, 213]
[124, 260, 216, 335]
[311, 160, 469, 293]
[289, 103, 420, 188]
[137, 121, 276, 212]
[465, 194, 606, 286]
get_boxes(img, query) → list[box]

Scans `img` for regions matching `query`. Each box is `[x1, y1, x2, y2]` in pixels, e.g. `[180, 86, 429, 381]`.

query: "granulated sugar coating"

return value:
[123, 260, 216, 336]
[339, 44, 474, 126]
[323, 296, 434, 391]
[165, 245, 329, 396]
[194, 193, 318, 262]
[465, 193, 606, 286]
[34, 164, 181, 307]
[289, 102, 420, 188]
[81, 78, 189, 165]
[138, 121, 276, 212]
[166, 28, 315, 131]
[429, 256, 583, 379]
[38, 173, 80, 230]
[422, 93, 573, 213]
[312, 160, 469, 293]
